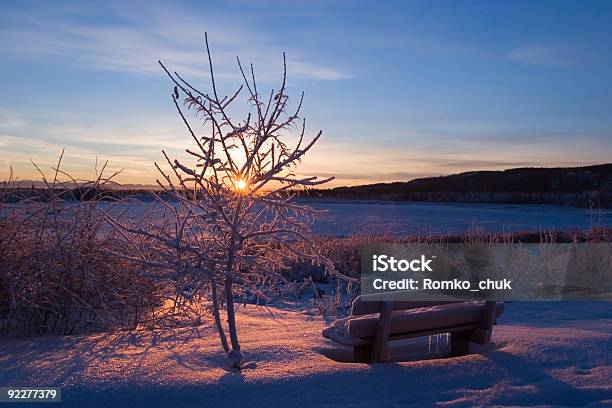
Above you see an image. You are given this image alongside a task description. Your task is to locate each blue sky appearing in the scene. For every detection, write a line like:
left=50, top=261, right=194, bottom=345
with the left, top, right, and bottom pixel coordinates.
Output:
left=1, top=0, right=611, bottom=186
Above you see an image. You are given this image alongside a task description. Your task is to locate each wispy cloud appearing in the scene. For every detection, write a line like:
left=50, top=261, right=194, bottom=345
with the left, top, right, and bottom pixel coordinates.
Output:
left=0, top=109, right=26, bottom=131
left=508, top=44, right=581, bottom=67
left=0, top=1, right=351, bottom=81
left=0, top=106, right=190, bottom=183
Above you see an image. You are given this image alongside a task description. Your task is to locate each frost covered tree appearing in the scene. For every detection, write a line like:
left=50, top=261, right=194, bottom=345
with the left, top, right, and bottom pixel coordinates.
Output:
left=107, top=34, right=347, bottom=369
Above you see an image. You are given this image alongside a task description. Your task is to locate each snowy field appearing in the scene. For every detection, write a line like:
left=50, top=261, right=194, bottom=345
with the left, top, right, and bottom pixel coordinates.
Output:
left=2, top=199, right=611, bottom=407
left=1, top=301, right=610, bottom=407
left=8, top=199, right=609, bottom=237
left=304, top=199, right=612, bottom=237
left=98, top=199, right=612, bottom=237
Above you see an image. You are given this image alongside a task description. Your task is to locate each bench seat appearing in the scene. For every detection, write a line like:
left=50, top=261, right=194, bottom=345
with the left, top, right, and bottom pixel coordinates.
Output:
left=322, top=298, right=505, bottom=362
left=348, top=301, right=505, bottom=338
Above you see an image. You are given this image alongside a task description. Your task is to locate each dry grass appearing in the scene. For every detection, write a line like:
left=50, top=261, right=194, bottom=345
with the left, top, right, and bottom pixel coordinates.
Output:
left=0, top=165, right=163, bottom=337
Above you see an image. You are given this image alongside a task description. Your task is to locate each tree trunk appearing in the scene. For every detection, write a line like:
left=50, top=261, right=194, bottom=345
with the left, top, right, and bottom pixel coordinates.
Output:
left=224, top=274, right=241, bottom=352
left=224, top=245, right=243, bottom=367
left=210, top=276, right=230, bottom=354
left=224, top=274, right=243, bottom=367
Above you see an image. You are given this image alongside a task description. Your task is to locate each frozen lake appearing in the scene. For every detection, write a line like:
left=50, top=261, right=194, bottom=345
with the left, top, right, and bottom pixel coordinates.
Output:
left=12, top=198, right=609, bottom=238
left=301, top=199, right=612, bottom=237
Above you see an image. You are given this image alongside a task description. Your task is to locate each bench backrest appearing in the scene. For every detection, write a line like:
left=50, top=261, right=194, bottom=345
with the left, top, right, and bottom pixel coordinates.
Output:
left=351, top=296, right=463, bottom=316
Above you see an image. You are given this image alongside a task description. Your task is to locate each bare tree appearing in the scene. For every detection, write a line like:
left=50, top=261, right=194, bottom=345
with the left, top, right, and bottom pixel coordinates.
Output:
left=107, top=33, right=351, bottom=369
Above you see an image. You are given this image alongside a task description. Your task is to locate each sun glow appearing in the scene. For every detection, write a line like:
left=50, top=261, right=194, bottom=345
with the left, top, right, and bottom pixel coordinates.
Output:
left=235, top=179, right=247, bottom=190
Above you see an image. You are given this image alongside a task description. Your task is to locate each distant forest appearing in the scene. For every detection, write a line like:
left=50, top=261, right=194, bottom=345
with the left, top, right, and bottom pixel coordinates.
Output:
left=303, top=164, right=612, bottom=208
left=4, top=164, right=612, bottom=208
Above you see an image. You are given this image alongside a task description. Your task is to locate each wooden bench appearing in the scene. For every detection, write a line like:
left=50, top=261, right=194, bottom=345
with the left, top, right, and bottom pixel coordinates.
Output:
left=322, top=297, right=505, bottom=363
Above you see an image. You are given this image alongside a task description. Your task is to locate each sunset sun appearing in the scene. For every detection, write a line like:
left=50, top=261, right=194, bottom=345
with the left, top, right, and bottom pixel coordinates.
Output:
left=235, top=179, right=247, bottom=190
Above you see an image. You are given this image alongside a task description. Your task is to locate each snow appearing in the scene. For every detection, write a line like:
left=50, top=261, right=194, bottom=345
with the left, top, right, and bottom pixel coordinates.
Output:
left=1, top=301, right=610, bottom=407
left=94, top=199, right=612, bottom=237
left=9, top=200, right=610, bottom=237
left=304, top=199, right=612, bottom=237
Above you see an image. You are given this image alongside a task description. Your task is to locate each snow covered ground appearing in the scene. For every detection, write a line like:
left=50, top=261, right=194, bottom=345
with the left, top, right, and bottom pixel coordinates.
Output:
left=1, top=301, right=610, bottom=407
left=92, top=199, right=612, bottom=237
left=7, top=200, right=610, bottom=238
left=305, top=200, right=612, bottom=237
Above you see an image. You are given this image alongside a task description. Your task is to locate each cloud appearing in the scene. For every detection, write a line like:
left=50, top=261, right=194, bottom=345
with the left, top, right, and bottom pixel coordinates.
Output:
left=508, top=44, right=579, bottom=67
left=0, top=1, right=351, bottom=81
left=0, top=109, right=26, bottom=130
left=0, top=106, right=193, bottom=183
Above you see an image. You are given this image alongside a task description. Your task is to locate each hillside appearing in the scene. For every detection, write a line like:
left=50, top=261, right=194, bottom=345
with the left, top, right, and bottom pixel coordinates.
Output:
left=306, top=164, right=612, bottom=208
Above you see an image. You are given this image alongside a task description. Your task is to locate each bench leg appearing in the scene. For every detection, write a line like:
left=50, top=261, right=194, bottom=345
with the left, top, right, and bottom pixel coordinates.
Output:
left=353, top=344, right=373, bottom=363
left=449, top=331, right=471, bottom=357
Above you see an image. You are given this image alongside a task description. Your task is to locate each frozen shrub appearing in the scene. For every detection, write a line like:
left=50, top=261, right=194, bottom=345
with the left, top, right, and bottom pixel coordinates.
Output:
left=0, top=157, right=161, bottom=336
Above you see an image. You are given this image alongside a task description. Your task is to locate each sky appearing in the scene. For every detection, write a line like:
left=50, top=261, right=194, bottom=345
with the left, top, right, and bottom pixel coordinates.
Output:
left=1, top=0, right=611, bottom=187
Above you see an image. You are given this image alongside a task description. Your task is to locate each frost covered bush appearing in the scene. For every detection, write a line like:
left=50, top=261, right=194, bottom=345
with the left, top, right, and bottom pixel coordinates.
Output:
left=0, top=159, right=161, bottom=336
